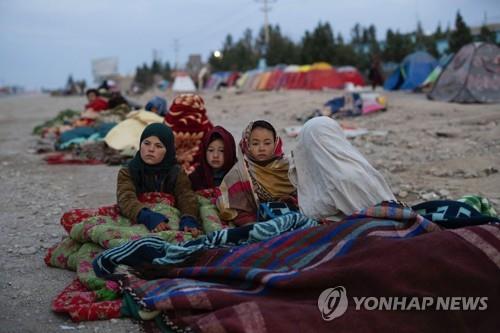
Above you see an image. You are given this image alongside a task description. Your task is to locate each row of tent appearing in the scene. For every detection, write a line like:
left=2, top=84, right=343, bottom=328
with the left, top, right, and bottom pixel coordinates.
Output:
left=384, top=42, right=500, bottom=103
left=204, top=63, right=365, bottom=91
left=172, top=42, right=498, bottom=103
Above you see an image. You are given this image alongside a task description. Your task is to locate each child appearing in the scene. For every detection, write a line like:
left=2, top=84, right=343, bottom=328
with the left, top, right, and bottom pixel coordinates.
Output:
left=189, top=126, right=237, bottom=191
left=84, top=89, right=109, bottom=112
left=117, top=123, right=201, bottom=236
left=217, top=120, right=296, bottom=225
left=145, top=96, right=168, bottom=116
left=289, top=116, right=395, bottom=221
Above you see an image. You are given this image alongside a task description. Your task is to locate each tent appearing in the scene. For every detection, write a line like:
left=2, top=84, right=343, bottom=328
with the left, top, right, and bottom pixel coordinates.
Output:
left=337, top=66, right=366, bottom=86
left=428, top=42, right=500, bottom=103
left=384, top=51, right=437, bottom=90
left=419, top=53, right=454, bottom=91
left=172, top=75, right=196, bottom=92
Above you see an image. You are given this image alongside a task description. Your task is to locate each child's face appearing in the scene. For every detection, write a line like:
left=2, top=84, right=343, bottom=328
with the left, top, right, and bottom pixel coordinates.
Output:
left=140, top=136, right=166, bottom=165
left=87, top=92, right=97, bottom=102
left=249, top=127, right=275, bottom=161
left=206, top=139, right=224, bottom=169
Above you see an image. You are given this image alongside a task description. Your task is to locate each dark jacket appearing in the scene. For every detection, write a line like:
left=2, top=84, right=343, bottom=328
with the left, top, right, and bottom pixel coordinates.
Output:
left=116, top=166, right=200, bottom=224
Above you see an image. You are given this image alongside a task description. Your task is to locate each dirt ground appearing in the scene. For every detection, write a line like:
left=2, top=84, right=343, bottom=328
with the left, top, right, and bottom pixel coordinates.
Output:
left=0, top=90, right=499, bottom=332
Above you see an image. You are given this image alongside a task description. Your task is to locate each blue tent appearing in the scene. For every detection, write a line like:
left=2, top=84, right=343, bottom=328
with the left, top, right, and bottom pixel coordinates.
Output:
left=384, top=51, right=437, bottom=90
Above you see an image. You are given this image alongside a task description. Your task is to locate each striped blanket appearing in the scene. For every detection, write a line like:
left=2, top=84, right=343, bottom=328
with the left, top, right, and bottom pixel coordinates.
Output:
left=119, top=203, right=500, bottom=332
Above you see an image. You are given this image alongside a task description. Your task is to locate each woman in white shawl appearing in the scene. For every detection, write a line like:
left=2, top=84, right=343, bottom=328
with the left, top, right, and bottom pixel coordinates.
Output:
left=289, top=116, right=395, bottom=220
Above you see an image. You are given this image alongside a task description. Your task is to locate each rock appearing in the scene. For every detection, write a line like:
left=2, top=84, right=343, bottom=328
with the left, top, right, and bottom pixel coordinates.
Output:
left=464, top=171, right=478, bottom=178
left=421, top=192, right=439, bottom=200
left=398, top=191, right=408, bottom=198
left=438, top=189, right=450, bottom=197
left=435, top=131, right=459, bottom=138
left=483, top=167, right=498, bottom=176
left=19, top=246, right=38, bottom=255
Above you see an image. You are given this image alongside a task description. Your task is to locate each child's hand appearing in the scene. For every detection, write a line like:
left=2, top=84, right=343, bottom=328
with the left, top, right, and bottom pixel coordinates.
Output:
left=152, top=222, right=170, bottom=232
left=183, top=226, right=201, bottom=238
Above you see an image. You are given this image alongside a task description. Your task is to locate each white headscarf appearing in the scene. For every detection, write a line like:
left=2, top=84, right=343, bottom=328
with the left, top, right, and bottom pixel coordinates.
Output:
left=289, top=116, right=395, bottom=219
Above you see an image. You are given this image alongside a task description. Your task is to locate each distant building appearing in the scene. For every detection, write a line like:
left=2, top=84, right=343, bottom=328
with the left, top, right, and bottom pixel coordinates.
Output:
left=91, top=57, right=119, bottom=84
left=185, top=54, right=203, bottom=78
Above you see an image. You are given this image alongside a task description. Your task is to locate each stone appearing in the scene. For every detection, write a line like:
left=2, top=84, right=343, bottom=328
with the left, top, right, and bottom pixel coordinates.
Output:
left=19, top=246, right=38, bottom=255
left=438, top=189, right=450, bottom=197
left=398, top=191, right=408, bottom=198
left=421, top=192, right=439, bottom=200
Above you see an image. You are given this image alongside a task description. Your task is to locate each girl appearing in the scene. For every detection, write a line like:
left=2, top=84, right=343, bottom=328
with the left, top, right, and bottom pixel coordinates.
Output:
left=189, top=126, right=237, bottom=191
left=217, top=120, right=296, bottom=225
left=289, top=116, right=395, bottom=221
left=117, top=123, right=201, bottom=235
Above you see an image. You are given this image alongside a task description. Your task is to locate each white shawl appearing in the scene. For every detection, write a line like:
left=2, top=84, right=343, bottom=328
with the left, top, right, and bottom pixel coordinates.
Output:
left=289, top=116, right=395, bottom=219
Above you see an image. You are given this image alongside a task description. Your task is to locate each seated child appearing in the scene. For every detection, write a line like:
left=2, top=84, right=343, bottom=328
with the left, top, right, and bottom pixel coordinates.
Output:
left=217, top=120, right=296, bottom=225
left=289, top=116, right=395, bottom=221
left=117, top=123, right=201, bottom=236
left=189, top=125, right=237, bottom=191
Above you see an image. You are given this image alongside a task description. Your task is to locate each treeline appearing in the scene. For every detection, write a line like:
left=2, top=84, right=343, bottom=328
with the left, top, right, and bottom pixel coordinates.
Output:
left=208, top=11, right=497, bottom=72
left=134, top=11, right=496, bottom=88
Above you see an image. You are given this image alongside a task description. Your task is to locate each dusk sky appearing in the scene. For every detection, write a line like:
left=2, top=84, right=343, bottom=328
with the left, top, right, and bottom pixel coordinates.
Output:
left=1, top=0, right=498, bottom=89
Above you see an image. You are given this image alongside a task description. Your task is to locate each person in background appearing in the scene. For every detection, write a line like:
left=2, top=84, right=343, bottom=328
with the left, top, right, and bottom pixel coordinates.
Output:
left=368, top=55, right=384, bottom=91
left=145, top=96, right=168, bottom=116
left=84, top=89, right=109, bottom=112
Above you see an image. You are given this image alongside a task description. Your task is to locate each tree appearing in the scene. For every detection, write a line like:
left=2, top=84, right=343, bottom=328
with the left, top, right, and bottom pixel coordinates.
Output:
left=256, top=25, right=299, bottom=66
left=383, top=30, right=414, bottom=63
left=300, top=22, right=336, bottom=64
left=333, top=32, right=359, bottom=66
left=478, top=25, right=496, bottom=44
left=449, top=11, right=473, bottom=53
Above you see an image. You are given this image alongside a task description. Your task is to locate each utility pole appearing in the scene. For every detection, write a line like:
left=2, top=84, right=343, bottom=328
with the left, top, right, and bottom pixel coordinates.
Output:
left=173, top=39, right=179, bottom=70
left=255, top=0, right=276, bottom=52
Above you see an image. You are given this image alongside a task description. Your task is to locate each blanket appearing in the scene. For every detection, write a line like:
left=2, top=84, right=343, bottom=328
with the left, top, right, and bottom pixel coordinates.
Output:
left=118, top=203, right=499, bottom=332
left=45, top=192, right=224, bottom=321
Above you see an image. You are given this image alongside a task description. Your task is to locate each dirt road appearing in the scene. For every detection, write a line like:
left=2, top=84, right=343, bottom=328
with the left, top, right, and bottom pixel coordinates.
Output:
left=0, top=90, right=498, bottom=332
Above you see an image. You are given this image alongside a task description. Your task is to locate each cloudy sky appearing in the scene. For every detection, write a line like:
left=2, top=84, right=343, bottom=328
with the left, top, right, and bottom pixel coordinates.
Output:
left=0, top=0, right=498, bottom=89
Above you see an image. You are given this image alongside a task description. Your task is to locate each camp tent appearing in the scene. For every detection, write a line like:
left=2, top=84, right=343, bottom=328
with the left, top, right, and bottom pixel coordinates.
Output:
left=384, top=51, right=437, bottom=90
left=428, top=42, right=500, bottom=103
left=419, top=53, right=454, bottom=91
left=172, top=75, right=196, bottom=92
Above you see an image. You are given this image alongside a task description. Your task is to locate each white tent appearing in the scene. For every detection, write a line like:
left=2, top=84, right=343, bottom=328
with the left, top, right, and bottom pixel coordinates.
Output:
left=172, top=76, right=196, bottom=92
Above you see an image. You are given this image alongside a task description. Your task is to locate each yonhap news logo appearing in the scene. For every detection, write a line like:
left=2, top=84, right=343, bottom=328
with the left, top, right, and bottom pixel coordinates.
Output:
left=317, top=286, right=348, bottom=321
left=318, top=286, right=488, bottom=320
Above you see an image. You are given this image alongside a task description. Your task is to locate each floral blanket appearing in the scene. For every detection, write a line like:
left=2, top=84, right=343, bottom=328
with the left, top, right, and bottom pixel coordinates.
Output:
left=45, top=192, right=224, bottom=321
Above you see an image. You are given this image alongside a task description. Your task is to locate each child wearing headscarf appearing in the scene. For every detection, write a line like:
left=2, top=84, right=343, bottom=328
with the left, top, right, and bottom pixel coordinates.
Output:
left=117, top=123, right=201, bottom=235
left=289, top=116, right=395, bottom=221
left=189, top=126, right=237, bottom=191
left=216, top=120, right=296, bottom=225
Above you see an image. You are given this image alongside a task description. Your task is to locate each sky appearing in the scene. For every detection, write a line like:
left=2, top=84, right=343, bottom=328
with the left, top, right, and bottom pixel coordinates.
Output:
left=0, top=0, right=498, bottom=90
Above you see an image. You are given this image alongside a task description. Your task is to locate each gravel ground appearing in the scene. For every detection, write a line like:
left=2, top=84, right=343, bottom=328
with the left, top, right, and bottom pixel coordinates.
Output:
left=0, top=90, right=498, bottom=332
